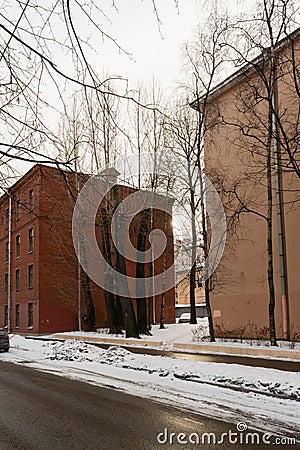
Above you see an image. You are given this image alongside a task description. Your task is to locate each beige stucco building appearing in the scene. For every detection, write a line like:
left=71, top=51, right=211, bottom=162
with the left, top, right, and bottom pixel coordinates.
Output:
left=193, top=29, right=300, bottom=340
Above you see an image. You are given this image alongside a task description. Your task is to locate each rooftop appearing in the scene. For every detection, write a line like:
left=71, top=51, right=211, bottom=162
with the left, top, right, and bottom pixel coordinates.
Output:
left=191, top=26, right=300, bottom=110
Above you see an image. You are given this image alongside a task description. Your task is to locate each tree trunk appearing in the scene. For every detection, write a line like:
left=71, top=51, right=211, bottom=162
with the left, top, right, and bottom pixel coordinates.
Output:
left=267, top=89, right=277, bottom=346
left=113, top=186, right=140, bottom=338
left=189, top=262, right=197, bottom=324
left=149, top=208, right=155, bottom=325
left=198, top=166, right=215, bottom=341
left=190, top=186, right=197, bottom=324
left=202, top=214, right=215, bottom=341
left=136, top=210, right=152, bottom=335
left=160, top=209, right=169, bottom=329
left=136, top=282, right=150, bottom=334
left=116, top=252, right=140, bottom=338
left=115, top=295, right=124, bottom=330
left=81, top=270, right=96, bottom=331
left=78, top=213, right=96, bottom=331
left=104, top=290, right=123, bottom=335
left=147, top=293, right=152, bottom=330
left=101, top=206, right=122, bottom=334
left=205, top=278, right=214, bottom=341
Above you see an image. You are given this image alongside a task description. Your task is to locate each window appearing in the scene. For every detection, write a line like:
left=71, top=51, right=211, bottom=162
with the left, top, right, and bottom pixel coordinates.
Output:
left=28, top=302, right=33, bottom=328
left=28, top=228, right=34, bottom=253
left=5, top=209, right=9, bottom=229
left=29, top=189, right=34, bottom=211
left=16, top=269, right=20, bottom=292
left=4, top=273, right=8, bottom=294
left=4, top=305, right=8, bottom=328
left=16, top=235, right=20, bottom=258
left=16, top=199, right=21, bottom=221
left=5, top=242, right=9, bottom=263
left=28, top=264, right=33, bottom=289
left=15, top=304, right=20, bottom=328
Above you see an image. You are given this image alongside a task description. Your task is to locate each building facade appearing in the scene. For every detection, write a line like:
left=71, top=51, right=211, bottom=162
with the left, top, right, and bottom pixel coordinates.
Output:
left=193, top=29, right=300, bottom=339
left=0, top=165, right=175, bottom=334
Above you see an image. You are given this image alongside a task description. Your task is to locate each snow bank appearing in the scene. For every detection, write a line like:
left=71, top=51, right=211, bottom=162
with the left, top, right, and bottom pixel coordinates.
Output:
left=42, top=339, right=300, bottom=402
left=43, top=339, right=104, bottom=362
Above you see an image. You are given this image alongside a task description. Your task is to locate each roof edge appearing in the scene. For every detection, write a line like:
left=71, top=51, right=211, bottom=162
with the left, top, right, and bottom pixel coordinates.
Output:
left=191, top=26, right=300, bottom=110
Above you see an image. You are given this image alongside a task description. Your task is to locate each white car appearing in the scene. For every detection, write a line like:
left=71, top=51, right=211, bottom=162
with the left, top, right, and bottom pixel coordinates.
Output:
left=178, top=314, right=209, bottom=324
left=178, top=313, right=191, bottom=323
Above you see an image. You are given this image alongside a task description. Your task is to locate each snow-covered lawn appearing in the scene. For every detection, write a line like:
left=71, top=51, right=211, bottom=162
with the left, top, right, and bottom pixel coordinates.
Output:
left=54, top=322, right=208, bottom=348
left=1, top=333, right=299, bottom=442
left=54, top=321, right=300, bottom=356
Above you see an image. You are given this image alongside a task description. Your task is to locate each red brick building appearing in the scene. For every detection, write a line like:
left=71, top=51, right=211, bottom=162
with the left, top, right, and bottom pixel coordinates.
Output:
left=0, top=165, right=175, bottom=334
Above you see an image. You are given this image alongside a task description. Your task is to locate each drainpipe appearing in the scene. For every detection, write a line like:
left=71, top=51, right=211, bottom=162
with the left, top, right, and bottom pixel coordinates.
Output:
left=150, top=208, right=156, bottom=324
left=75, top=170, right=82, bottom=332
left=7, top=194, right=12, bottom=333
left=271, top=90, right=290, bottom=340
left=77, top=235, right=81, bottom=332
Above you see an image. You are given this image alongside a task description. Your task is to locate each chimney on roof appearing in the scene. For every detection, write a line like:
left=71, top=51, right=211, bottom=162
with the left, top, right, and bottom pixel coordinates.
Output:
left=99, top=167, right=120, bottom=184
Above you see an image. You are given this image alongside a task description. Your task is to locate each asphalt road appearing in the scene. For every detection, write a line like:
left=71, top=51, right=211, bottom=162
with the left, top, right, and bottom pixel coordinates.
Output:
left=0, top=361, right=298, bottom=450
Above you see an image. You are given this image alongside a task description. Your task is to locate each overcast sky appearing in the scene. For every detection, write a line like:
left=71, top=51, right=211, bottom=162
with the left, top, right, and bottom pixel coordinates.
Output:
left=85, top=0, right=245, bottom=93
left=81, top=0, right=258, bottom=97
left=102, top=1, right=200, bottom=88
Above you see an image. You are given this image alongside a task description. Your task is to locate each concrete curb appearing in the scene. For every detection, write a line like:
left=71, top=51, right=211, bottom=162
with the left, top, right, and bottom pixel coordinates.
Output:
left=52, top=333, right=163, bottom=347
left=51, top=333, right=300, bottom=360
left=173, top=342, right=300, bottom=360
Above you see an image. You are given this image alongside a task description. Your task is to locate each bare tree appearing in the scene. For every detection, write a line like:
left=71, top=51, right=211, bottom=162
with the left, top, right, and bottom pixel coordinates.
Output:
left=130, top=83, right=171, bottom=331
left=0, top=0, right=176, bottom=181
left=166, top=12, right=230, bottom=339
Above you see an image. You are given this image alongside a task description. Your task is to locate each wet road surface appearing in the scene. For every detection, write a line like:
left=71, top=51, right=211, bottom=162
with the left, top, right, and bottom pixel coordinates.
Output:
left=0, top=360, right=297, bottom=450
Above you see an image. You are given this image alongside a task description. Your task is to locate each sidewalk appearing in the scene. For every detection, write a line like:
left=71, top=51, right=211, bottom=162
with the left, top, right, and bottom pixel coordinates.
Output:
left=50, top=331, right=300, bottom=361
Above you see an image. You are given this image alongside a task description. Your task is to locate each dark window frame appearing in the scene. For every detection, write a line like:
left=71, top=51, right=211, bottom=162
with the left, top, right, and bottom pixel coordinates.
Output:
left=16, top=235, right=20, bottom=258
left=5, top=241, right=9, bottom=263
left=16, top=268, right=20, bottom=292
left=5, top=209, right=9, bottom=229
left=28, top=264, right=33, bottom=290
left=4, top=273, right=8, bottom=294
left=28, top=228, right=34, bottom=253
left=15, top=304, right=20, bottom=328
left=28, top=302, right=33, bottom=328
left=4, top=305, right=8, bottom=328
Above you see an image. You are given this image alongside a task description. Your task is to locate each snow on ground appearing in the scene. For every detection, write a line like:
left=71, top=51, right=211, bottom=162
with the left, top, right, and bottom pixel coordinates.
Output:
left=56, top=321, right=300, bottom=354
left=58, top=322, right=204, bottom=348
left=1, top=334, right=299, bottom=442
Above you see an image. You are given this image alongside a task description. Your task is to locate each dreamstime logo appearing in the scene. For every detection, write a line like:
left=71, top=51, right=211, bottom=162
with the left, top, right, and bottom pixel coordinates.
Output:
left=156, top=422, right=297, bottom=446
left=72, top=153, right=227, bottom=298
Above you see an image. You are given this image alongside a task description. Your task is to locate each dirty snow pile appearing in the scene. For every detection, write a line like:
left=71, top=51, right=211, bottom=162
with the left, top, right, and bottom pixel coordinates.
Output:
left=174, top=372, right=300, bottom=401
left=43, top=340, right=132, bottom=364
left=42, top=339, right=300, bottom=402
left=43, top=339, right=105, bottom=362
